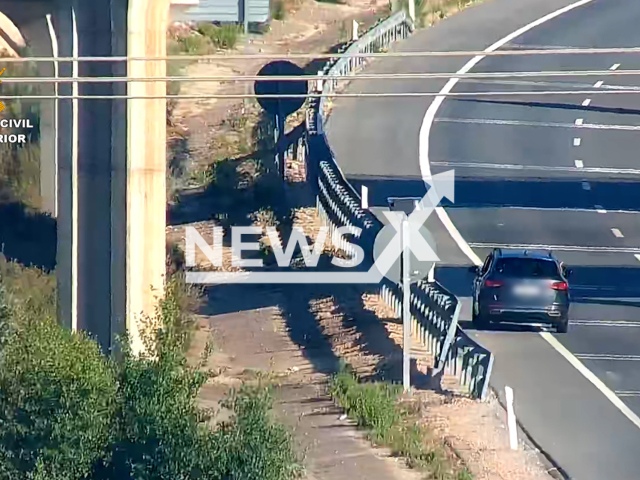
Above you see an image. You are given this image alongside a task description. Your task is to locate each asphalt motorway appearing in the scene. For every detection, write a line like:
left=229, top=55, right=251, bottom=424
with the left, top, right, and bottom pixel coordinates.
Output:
left=326, top=0, right=640, bottom=478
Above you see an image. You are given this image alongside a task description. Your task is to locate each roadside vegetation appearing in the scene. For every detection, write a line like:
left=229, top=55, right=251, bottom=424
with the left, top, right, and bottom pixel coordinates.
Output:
left=395, top=0, right=482, bottom=27
left=0, top=49, right=41, bottom=209
left=330, top=367, right=473, bottom=480
left=0, top=263, right=301, bottom=480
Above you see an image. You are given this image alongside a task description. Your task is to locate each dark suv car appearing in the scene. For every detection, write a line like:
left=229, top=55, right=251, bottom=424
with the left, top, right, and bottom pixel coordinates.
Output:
left=470, top=249, right=571, bottom=333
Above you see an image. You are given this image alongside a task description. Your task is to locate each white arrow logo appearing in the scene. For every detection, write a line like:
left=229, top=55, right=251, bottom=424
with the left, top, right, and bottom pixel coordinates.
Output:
left=185, top=171, right=456, bottom=284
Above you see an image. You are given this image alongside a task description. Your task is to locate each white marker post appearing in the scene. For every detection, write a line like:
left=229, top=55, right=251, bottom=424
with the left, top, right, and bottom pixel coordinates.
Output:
left=408, top=0, right=416, bottom=22
left=505, top=386, right=518, bottom=450
left=316, top=71, right=323, bottom=93
left=361, top=185, right=368, bottom=209
left=402, top=218, right=411, bottom=392
left=352, top=20, right=359, bottom=41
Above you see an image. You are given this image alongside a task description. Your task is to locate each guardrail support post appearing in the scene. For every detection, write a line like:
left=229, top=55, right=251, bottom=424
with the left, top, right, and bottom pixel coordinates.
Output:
left=402, top=218, right=411, bottom=392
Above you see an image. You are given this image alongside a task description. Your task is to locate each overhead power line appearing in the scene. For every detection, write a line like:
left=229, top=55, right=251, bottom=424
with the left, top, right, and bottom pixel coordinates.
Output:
left=2, top=46, right=640, bottom=63
left=4, top=89, right=640, bottom=100
left=3, top=68, right=640, bottom=83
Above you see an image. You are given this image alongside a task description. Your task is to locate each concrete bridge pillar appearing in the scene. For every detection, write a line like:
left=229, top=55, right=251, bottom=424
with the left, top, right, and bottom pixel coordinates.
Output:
left=53, top=0, right=169, bottom=354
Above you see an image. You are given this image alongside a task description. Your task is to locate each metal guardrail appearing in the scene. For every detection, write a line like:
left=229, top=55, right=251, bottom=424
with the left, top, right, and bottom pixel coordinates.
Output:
left=282, top=10, right=493, bottom=400
left=380, top=279, right=493, bottom=399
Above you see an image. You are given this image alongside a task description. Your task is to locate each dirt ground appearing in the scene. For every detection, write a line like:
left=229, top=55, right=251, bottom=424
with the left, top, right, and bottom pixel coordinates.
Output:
left=170, top=1, right=559, bottom=478
left=187, top=278, right=557, bottom=480
left=171, top=0, right=388, bottom=163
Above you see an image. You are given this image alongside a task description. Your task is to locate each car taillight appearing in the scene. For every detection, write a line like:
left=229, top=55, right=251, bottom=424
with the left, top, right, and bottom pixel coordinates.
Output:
left=551, top=281, right=568, bottom=291
left=484, top=280, right=503, bottom=288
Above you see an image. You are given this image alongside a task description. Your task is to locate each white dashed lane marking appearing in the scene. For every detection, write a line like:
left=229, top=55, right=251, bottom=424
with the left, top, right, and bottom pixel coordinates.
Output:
left=571, top=320, right=640, bottom=328
left=582, top=181, right=591, bottom=190
left=611, top=228, right=624, bottom=238
left=574, top=138, right=582, bottom=146
left=421, top=0, right=640, bottom=433
left=595, top=205, right=607, bottom=213
left=575, top=118, right=584, bottom=125
left=430, top=160, right=640, bottom=176
left=582, top=98, right=592, bottom=106
left=576, top=354, right=640, bottom=361
left=435, top=117, right=640, bottom=131
left=594, top=80, right=604, bottom=88
left=574, top=159, right=584, bottom=168
left=610, top=63, right=621, bottom=71
left=635, top=254, right=640, bottom=262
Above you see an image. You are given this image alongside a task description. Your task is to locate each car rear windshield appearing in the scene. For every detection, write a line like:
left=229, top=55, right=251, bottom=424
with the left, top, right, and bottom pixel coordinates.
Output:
left=494, top=258, right=560, bottom=278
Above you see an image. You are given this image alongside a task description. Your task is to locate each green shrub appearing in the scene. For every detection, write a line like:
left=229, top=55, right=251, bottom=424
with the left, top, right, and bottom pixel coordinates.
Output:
left=271, top=0, right=287, bottom=20
left=178, top=33, right=212, bottom=55
left=330, top=369, right=401, bottom=438
left=197, top=23, right=242, bottom=50
left=213, top=385, right=302, bottom=480
left=94, top=334, right=212, bottom=479
left=0, top=317, right=117, bottom=480
left=330, top=368, right=472, bottom=480
left=0, top=267, right=300, bottom=480
left=0, top=254, right=56, bottom=323
left=0, top=53, right=42, bottom=208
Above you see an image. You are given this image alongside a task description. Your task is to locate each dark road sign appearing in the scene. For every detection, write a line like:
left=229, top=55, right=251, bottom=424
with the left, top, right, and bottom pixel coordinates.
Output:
left=254, top=60, right=308, bottom=117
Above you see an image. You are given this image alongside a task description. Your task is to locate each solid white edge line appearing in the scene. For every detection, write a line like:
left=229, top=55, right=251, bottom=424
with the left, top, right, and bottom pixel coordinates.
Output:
left=418, top=0, right=640, bottom=432
left=539, top=332, right=640, bottom=430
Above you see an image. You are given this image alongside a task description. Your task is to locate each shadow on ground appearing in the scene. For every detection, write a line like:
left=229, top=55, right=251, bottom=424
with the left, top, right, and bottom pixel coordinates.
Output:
left=0, top=202, right=56, bottom=271
left=346, top=173, right=640, bottom=212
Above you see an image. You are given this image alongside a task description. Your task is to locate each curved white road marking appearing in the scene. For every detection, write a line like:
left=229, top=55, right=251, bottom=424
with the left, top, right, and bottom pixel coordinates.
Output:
left=540, top=333, right=640, bottom=430
left=419, top=0, right=640, bottom=431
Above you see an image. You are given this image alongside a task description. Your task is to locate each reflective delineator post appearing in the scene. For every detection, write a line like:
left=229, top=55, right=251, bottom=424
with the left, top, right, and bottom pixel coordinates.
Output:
left=352, top=20, right=359, bottom=41
left=506, top=386, right=518, bottom=450
left=402, top=218, right=411, bottom=392
left=361, top=185, right=368, bottom=209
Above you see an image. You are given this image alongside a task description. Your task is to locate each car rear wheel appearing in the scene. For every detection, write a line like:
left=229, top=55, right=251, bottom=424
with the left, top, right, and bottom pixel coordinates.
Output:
left=472, top=302, right=490, bottom=329
left=556, top=317, right=569, bottom=334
